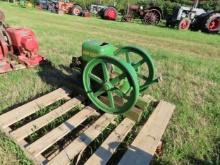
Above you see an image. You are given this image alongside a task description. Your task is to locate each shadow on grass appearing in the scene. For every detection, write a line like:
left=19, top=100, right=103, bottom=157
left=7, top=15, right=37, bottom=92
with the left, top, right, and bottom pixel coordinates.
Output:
left=188, top=137, right=220, bottom=165
left=0, top=62, right=84, bottom=115
left=37, top=63, right=85, bottom=95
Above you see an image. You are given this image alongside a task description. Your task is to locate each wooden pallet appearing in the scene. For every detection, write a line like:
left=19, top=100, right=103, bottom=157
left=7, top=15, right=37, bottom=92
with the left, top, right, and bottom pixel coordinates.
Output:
left=0, top=87, right=175, bottom=165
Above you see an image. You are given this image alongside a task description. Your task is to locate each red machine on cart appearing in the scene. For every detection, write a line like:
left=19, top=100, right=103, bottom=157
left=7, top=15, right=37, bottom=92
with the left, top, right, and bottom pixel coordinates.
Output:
left=90, top=4, right=118, bottom=21
left=0, top=10, right=45, bottom=74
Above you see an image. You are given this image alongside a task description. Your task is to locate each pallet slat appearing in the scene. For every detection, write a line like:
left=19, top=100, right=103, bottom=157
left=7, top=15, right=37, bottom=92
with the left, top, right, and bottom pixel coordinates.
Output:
left=26, top=106, right=99, bottom=157
left=0, top=88, right=71, bottom=129
left=48, top=113, right=116, bottom=165
left=118, top=101, right=175, bottom=165
left=85, top=118, right=134, bottom=165
left=10, top=98, right=81, bottom=141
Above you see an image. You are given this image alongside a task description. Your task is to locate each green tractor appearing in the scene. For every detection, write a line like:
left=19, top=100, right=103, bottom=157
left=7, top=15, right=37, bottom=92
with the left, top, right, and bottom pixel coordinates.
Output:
left=71, top=41, right=160, bottom=114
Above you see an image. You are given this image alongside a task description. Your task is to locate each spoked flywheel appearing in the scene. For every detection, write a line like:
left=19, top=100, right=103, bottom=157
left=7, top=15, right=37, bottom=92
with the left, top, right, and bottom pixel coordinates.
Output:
left=114, top=46, right=156, bottom=92
left=83, top=56, right=139, bottom=114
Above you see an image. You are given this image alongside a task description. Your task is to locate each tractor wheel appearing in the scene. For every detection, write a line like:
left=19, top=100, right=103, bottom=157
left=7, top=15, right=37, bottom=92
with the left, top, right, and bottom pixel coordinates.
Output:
left=103, top=7, right=117, bottom=21
left=202, top=13, right=220, bottom=33
left=71, top=5, right=82, bottom=16
left=83, top=56, right=139, bottom=114
left=178, top=18, right=191, bottom=30
left=0, top=10, right=5, bottom=22
left=1, top=29, right=12, bottom=52
left=143, top=9, right=161, bottom=25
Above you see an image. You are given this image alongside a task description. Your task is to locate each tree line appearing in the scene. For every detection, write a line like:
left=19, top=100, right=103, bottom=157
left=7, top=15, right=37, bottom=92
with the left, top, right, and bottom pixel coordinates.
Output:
left=2, top=0, right=220, bottom=13
left=73, top=0, right=220, bottom=13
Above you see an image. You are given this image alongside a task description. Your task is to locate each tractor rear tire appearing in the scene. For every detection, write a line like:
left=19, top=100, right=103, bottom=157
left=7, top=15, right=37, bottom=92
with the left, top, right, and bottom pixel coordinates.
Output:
left=143, top=9, right=161, bottom=25
left=178, top=18, right=191, bottom=30
left=202, top=13, right=220, bottom=33
left=72, top=5, right=82, bottom=16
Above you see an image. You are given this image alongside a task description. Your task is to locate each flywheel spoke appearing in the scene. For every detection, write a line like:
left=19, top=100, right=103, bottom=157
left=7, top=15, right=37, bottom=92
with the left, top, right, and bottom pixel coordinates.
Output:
left=94, top=88, right=105, bottom=97
left=110, top=73, right=126, bottom=85
left=89, top=73, right=103, bottom=84
left=107, top=91, right=115, bottom=108
left=138, top=73, right=148, bottom=80
left=113, top=88, right=130, bottom=100
left=125, top=52, right=131, bottom=63
left=133, top=59, right=145, bottom=69
left=101, top=62, right=110, bottom=82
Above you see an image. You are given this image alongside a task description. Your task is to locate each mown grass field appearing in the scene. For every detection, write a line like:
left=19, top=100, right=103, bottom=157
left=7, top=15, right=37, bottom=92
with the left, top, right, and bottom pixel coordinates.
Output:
left=0, top=2, right=220, bottom=165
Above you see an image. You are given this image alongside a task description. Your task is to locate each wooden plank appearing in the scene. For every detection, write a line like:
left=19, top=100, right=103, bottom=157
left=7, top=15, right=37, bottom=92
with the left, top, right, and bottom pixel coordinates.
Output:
left=124, top=106, right=143, bottom=122
left=135, top=95, right=155, bottom=110
left=13, top=64, right=26, bottom=70
left=10, top=98, right=81, bottom=141
left=118, top=101, right=175, bottom=165
left=26, top=106, right=99, bottom=157
left=0, top=88, right=71, bottom=129
left=48, top=113, right=116, bottom=165
left=85, top=118, right=134, bottom=165
left=125, top=94, right=156, bottom=122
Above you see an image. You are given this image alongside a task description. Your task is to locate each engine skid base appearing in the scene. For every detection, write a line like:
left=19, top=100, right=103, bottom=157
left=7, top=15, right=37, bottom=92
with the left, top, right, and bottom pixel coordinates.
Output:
left=17, top=55, right=45, bottom=67
left=0, top=60, right=12, bottom=74
left=0, top=60, right=27, bottom=74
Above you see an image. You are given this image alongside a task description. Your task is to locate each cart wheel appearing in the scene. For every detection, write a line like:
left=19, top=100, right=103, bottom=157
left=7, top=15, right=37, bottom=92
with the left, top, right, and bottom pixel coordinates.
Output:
left=83, top=56, right=139, bottom=114
left=178, top=18, right=191, bottom=30
left=143, top=9, right=161, bottom=25
left=114, top=46, right=156, bottom=92
left=72, top=5, right=82, bottom=16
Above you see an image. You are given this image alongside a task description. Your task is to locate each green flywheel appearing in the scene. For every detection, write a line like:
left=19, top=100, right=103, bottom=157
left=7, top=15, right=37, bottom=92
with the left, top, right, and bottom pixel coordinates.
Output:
left=114, top=46, right=156, bottom=92
left=83, top=56, right=139, bottom=114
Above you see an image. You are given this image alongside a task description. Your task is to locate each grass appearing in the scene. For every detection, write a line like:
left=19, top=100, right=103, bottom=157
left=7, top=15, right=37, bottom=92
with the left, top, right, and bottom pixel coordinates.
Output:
left=0, top=2, right=220, bottom=164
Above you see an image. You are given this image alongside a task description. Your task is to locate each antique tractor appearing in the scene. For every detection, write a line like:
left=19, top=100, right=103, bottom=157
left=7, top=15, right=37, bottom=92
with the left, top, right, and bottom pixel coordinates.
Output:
left=166, top=0, right=220, bottom=33
left=71, top=40, right=160, bottom=114
left=47, top=0, right=82, bottom=16
left=122, top=4, right=162, bottom=25
left=0, top=10, right=45, bottom=73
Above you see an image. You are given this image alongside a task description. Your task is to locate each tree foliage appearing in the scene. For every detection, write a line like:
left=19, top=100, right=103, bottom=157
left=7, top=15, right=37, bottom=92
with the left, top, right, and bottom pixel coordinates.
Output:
left=71, top=0, right=220, bottom=12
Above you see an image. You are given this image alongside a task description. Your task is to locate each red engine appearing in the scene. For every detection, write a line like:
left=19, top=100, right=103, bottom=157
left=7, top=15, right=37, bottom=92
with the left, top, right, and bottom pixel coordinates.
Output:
left=6, top=27, right=44, bottom=66
left=0, top=10, right=45, bottom=73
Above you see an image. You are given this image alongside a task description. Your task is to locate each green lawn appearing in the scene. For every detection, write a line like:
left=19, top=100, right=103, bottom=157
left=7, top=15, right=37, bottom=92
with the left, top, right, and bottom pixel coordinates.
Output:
left=0, top=2, right=220, bottom=165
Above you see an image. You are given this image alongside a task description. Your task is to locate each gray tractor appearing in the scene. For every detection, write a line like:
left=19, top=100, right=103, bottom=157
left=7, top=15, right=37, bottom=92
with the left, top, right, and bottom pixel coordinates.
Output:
left=166, top=0, right=220, bottom=33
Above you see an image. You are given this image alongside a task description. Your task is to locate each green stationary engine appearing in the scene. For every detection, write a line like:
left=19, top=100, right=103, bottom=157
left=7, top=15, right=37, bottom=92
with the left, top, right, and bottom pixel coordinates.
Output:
left=71, top=40, right=159, bottom=114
